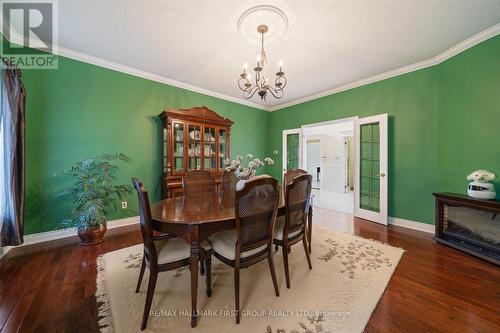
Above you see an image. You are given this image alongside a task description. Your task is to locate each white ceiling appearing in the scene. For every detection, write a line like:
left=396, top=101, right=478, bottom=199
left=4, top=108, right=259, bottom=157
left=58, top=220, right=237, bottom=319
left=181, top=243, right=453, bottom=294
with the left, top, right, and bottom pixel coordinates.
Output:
left=54, top=1, right=500, bottom=109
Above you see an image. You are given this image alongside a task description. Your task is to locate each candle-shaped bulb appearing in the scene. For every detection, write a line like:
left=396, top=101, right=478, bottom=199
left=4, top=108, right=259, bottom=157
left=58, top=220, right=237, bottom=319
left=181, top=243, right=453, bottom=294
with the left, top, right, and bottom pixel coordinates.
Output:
left=279, top=59, right=283, bottom=71
left=256, top=55, right=261, bottom=62
left=243, top=62, right=248, bottom=70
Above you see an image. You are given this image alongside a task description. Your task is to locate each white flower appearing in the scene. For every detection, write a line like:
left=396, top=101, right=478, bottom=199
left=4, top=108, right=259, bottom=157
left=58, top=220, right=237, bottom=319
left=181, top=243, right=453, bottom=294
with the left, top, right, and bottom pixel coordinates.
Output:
left=467, top=169, right=496, bottom=182
left=230, top=153, right=276, bottom=180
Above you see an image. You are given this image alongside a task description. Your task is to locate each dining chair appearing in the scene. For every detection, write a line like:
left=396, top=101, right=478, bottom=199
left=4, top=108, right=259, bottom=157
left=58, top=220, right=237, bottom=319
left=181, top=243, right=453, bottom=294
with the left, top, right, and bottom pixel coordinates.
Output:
left=208, top=177, right=280, bottom=324
left=132, top=178, right=212, bottom=330
left=273, top=174, right=313, bottom=289
left=182, top=170, right=216, bottom=196
left=221, top=170, right=238, bottom=192
left=281, top=169, right=312, bottom=253
left=283, top=168, right=308, bottom=187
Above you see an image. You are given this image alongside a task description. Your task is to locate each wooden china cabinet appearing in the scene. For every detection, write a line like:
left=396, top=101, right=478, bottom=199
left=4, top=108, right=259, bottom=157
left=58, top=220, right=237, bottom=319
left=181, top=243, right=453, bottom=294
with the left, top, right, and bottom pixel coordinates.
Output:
left=159, top=106, right=233, bottom=198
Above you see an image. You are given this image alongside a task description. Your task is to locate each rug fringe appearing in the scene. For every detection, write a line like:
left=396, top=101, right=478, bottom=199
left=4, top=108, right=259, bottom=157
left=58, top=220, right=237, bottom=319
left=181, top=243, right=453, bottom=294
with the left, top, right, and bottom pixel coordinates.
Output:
left=96, top=254, right=114, bottom=333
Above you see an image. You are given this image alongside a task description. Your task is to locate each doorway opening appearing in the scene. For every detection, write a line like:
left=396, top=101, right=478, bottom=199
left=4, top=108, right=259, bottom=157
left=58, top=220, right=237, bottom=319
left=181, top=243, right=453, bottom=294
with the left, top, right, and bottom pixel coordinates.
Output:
left=282, top=113, right=388, bottom=225
left=303, top=118, right=355, bottom=214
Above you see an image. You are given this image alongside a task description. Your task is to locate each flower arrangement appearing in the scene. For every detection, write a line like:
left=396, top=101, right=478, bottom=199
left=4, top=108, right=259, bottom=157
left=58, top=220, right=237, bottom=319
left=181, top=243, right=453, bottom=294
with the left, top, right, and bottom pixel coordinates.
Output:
left=466, top=170, right=496, bottom=183
left=224, top=154, right=274, bottom=180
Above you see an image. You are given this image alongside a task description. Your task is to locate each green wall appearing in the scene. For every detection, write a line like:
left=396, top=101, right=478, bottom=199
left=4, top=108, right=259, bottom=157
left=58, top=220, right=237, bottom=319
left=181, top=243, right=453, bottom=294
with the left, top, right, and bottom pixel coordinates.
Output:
left=19, top=34, right=500, bottom=233
left=22, top=56, right=269, bottom=234
left=437, top=37, right=500, bottom=196
left=267, top=35, right=500, bottom=225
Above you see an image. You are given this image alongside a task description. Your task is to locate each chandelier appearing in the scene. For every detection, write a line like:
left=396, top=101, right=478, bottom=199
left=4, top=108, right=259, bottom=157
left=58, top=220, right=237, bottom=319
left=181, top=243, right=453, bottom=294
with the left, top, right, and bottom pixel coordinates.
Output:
left=238, top=25, right=287, bottom=101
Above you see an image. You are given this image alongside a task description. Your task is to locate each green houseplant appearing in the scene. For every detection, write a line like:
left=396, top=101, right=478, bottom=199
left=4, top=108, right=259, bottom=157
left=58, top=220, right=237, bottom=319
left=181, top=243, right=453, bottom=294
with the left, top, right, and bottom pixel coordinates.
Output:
left=59, top=153, right=132, bottom=245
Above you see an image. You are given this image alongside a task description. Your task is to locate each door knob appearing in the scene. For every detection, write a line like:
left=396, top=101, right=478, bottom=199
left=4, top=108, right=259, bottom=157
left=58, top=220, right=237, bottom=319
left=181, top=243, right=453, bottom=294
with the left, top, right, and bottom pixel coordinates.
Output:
left=380, top=172, right=386, bottom=177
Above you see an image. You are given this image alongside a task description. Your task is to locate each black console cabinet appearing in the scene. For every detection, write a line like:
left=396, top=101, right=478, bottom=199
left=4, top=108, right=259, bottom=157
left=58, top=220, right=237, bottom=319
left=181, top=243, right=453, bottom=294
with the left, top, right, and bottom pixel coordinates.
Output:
left=433, top=193, right=499, bottom=265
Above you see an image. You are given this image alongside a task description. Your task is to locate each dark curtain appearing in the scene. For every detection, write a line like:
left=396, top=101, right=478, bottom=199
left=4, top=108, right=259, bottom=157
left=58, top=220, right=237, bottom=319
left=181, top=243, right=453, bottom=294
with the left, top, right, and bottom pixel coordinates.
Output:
left=0, top=60, right=26, bottom=246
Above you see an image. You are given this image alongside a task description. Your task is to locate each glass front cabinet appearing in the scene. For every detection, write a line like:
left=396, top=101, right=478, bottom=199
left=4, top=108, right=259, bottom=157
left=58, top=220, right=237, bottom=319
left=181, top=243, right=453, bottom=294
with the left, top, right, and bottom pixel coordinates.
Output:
left=159, top=106, right=233, bottom=198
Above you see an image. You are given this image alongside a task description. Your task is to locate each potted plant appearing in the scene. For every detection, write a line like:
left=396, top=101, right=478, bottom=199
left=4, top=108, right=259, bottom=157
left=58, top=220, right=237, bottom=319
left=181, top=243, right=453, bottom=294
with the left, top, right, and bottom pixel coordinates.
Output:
left=59, top=153, right=132, bottom=245
left=466, top=169, right=496, bottom=200
left=224, top=154, right=274, bottom=190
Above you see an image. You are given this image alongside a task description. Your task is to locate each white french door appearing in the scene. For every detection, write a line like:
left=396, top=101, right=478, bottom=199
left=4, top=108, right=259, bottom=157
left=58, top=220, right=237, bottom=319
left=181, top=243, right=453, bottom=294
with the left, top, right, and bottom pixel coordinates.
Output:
left=282, top=128, right=303, bottom=179
left=354, top=114, right=388, bottom=225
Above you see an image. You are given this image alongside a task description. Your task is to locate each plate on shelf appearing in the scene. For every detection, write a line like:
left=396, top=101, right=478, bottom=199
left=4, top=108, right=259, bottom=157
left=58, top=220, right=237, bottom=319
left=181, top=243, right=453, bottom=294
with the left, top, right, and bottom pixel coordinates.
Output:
left=189, top=131, right=201, bottom=141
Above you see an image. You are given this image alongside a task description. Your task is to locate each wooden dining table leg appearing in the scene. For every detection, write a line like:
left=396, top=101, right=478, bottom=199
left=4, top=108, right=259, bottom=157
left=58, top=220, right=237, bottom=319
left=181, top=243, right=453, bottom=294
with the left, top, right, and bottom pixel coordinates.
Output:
left=190, top=226, right=200, bottom=328
left=308, top=206, right=313, bottom=254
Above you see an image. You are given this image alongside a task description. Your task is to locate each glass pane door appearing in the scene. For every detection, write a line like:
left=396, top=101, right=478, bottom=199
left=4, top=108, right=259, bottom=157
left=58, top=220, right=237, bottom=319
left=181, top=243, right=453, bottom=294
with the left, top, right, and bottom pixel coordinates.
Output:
left=355, top=114, right=388, bottom=225
left=287, top=133, right=300, bottom=170
left=172, top=122, right=184, bottom=173
left=282, top=128, right=303, bottom=179
left=360, top=123, right=380, bottom=212
left=188, top=124, right=201, bottom=171
left=218, top=128, right=227, bottom=170
left=204, top=126, right=216, bottom=170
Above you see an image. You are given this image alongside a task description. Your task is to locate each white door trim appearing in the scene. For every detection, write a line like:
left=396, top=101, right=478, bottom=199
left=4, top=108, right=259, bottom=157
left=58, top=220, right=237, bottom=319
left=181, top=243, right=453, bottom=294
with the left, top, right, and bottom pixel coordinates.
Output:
left=354, top=113, right=388, bottom=225
left=301, top=116, right=359, bottom=129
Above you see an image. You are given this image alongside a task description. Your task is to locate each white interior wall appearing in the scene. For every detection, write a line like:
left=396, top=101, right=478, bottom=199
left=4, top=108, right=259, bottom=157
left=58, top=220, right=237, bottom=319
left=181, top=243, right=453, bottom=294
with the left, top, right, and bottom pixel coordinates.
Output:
left=303, top=121, right=354, bottom=194
left=306, top=138, right=321, bottom=184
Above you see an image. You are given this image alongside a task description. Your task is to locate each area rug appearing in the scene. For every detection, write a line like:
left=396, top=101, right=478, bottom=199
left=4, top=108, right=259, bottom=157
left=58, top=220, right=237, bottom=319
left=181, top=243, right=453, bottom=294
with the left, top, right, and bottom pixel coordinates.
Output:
left=96, top=226, right=404, bottom=333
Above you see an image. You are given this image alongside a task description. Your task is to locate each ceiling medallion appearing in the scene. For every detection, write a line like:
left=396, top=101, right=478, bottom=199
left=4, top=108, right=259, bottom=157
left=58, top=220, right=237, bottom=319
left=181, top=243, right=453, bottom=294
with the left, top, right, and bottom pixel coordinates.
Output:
left=237, top=24, right=287, bottom=101
left=237, top=5, right=289, bottom=43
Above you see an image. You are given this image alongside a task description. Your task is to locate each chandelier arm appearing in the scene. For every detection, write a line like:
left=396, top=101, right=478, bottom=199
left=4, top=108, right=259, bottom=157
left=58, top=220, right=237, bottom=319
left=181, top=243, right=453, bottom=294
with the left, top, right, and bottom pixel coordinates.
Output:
left=238, top=77, right=252, bottom=92
left=274, top=76, right=287, bottom=91
left=243, top=86, right=259, bottom=99
left=267, top=86, right=284, bottom=99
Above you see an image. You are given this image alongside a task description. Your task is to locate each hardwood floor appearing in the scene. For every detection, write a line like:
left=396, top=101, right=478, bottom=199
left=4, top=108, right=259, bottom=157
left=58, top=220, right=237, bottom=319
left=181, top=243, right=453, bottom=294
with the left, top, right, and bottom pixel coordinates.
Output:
left=1, top=209, right=499, bottom=333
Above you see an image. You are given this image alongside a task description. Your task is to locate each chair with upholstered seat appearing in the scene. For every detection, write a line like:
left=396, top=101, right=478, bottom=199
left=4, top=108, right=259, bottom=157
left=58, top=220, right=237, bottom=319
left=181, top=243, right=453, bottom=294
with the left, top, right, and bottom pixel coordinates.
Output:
left=274, top=174, right=312, bottom=289
left=283, top=168, right=308, bottom=187
left=208, top=177, right=280, bottom=324
left=275, top=169, right=311, bottom=253
left=221, top=171, right=238, bottom=193
left=182, top=170, right=216, bottom=196
left=132, top=178, right=212, bottom=330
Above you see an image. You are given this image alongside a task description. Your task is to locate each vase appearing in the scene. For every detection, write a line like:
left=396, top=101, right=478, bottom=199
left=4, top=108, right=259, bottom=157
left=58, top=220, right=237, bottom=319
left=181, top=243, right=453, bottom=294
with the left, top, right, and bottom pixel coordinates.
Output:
left=77, top=223, right=107, bottom=246
left=467, top=181, right=496, bottom=200
left=236, top=179, right=246, bottom=191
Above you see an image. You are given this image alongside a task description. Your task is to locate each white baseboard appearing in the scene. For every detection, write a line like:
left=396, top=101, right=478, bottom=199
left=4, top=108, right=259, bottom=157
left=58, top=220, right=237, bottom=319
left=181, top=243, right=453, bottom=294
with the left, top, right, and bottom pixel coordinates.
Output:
left=388, top=216, right=434, bottom=234
left=0, top=216, right=139, bottom=261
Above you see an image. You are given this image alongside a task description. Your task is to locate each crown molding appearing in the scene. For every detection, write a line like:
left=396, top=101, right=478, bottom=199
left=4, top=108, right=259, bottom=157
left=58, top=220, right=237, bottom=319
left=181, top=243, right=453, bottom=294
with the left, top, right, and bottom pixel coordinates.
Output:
left=268, top=22, right=500, bottom=111
left=2, top=22, right=499, bottom=113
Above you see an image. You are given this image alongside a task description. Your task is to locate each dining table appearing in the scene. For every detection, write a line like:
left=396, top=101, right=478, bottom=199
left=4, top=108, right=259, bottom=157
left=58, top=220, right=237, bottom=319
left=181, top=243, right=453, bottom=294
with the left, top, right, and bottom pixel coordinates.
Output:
left=150, top=188, right=313, bottom=327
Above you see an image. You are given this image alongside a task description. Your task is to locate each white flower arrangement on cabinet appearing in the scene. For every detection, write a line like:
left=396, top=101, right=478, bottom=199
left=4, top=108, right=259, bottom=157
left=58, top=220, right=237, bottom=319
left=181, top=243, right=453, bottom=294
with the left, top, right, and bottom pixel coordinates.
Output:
left=466, top=169, right=496, bottom=200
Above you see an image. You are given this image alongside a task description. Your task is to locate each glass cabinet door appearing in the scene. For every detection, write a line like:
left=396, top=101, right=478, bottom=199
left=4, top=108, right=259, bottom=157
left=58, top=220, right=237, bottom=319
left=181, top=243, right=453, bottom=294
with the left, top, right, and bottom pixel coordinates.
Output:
left=188, top=124, right=201, bottom=171
left=204, top=126, right=216, bottom=170
left=218, top=128, right=227, bottom=170
left=172, top=122, right=184, bottom=173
